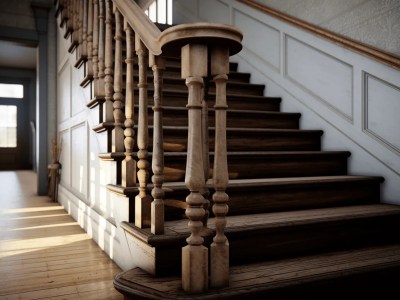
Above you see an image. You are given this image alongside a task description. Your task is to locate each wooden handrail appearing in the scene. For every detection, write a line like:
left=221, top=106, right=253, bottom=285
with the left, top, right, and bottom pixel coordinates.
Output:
left=239, top=0, right=400, bottom=69
left=112, top=0, right=162, bottom=55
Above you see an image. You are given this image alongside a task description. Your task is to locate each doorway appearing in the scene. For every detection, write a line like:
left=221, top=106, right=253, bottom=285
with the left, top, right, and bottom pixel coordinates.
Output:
left=0, top=82, right=31, bottom=170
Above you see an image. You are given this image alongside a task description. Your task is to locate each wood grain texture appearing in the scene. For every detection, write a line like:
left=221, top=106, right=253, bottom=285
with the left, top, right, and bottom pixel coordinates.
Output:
left=0, top=171, right=122, bottom=299
left=115, top=244, right=400, bottom=299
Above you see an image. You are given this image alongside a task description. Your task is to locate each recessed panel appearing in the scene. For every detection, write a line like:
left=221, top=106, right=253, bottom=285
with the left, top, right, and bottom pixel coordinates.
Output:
left=233, top=10, right=280, bottom=71
left=365, top=73, right=400, bottom=153
left=58, top=64, right=71, bottom=122
left=285, top=36, right=353, bottom=120
left=71, top=123, right=87, bottom=196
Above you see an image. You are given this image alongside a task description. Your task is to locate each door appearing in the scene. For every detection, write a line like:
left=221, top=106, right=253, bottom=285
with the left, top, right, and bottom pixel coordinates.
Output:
left=0, top=82, right=31, bottom=170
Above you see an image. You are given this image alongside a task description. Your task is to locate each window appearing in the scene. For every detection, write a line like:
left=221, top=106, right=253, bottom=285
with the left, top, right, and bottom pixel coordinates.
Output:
left=0, top=83, right=23, bottom=98
left=0, top=105, right=17, bottom=147
left=146, top=0, right=173, bottom=25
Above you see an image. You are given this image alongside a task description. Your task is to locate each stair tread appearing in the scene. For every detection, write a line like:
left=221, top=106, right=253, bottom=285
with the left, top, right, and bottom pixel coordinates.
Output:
left=161, top=125, right=321, bottom=134
left=163, top=150, right=351, bottom=157
left=163, top=175, right=384, bottom=189
left=122, top=204, right=400, bottom=245
left=166, top=204, right=400, bottom=235
left=108, top=175, right=383, bottom=195
left=114, top=244, right=400, bottom=299
left=161, top=105, right=298, bottom=116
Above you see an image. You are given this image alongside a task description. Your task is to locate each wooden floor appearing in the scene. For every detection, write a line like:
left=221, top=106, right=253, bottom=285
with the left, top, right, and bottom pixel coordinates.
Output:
left=0, top=170, right=123, bottom=299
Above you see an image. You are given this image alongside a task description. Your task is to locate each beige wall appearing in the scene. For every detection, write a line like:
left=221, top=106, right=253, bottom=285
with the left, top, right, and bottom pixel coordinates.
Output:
left=253, top=0, right=400, bottom=56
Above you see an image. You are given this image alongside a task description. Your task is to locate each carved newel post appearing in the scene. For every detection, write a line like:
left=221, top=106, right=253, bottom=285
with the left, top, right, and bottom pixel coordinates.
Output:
left=181, top=44, right=209, bottom=293
left=210, top=47, right=230, bottom=288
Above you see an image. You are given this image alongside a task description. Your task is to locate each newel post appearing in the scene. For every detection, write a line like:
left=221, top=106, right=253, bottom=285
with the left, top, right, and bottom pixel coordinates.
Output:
left=181, top=43, right=209, bottom=293
left=210, top=47, right=230, bottom=288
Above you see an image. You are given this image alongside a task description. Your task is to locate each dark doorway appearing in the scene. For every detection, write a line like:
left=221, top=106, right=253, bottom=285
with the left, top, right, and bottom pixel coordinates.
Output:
left=0, top=81, right=31, bottom=170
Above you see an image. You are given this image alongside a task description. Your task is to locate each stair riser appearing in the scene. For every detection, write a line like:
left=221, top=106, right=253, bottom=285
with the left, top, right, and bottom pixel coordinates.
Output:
left=162, top=155, right=348, bottom=182
left=164, top=181, right=381, bottom=219
left=151, top=130, right=321, bottom=152
left=138, top=110, right=299, bottom=129
left=229, top=215, right=400, bottom=265
left=128, top=91, right=281, bottom=111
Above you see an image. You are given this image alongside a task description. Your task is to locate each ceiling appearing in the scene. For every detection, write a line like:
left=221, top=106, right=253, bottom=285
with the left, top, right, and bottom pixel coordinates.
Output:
left=0, top=40, right=37, bottom=69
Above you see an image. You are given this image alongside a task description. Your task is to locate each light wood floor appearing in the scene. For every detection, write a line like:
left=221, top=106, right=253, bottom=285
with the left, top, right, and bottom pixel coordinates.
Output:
left=0, top=170, right=123, bottom=299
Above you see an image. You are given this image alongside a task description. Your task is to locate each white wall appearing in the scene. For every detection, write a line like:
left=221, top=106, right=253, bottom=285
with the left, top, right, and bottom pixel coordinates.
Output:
left=56, top=19, right=133, bottom=270
left=253, top=0, right=400, bottom=57
left=174, top=0, right=400, bottom=203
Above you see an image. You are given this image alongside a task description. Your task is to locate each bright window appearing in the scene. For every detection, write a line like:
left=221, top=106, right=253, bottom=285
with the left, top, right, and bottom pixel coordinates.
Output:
left=0, top=105, right=17, bottom=147
left=0, top=83, right=23, bottom=98
left=146, top=0, right=173, bottom=25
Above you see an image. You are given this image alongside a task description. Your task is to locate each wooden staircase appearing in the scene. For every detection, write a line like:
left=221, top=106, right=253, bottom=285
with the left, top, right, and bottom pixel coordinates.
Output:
left=55, top=0, right=400, bottom=298
left=111, top=54, right=400, bottom=285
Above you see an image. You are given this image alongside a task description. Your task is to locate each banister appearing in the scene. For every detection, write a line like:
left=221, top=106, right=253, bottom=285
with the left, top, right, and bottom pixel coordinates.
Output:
left=112, top=0, right=162, bottom=55
left=57, top=0, right=244, bottom=294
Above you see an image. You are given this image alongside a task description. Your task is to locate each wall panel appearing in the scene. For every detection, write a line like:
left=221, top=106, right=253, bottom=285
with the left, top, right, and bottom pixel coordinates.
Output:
left=285, top=36, right=353, bottom=121
left=364, top=73, right=400, bottom=153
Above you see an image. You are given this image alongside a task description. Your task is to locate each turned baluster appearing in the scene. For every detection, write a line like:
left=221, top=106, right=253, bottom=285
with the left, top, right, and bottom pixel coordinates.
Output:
left=69, top=0, right=79, bottom=52
left=201, top=77, right=210, bottom=228
left=150, top=54, right=165, bottom=235
left=64, top=0, right=73, bottom=38
left=97, top=0, right=106, bottom=99
left=135, top=38, right=151, bottom=228
left=112, top=8, right=124, bottom=153
left=103, top=0, right=114, bottom=123
left=82, top=0, right=88, bottom=59
left=181, top=44, right=208, bottom=293
left=210, top=47, right=230, bottom=288
left=122, top=23, right=136, bottom=188
left=76, top=0, right=83, bottom=55
left=92, top=0, right=100, bottom=97
left=86, top=0, right=93, bottom=79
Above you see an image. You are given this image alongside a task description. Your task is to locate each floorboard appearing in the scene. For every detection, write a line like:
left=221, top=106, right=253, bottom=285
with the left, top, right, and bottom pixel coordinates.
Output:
left=0, top=170, right=122, bottom=299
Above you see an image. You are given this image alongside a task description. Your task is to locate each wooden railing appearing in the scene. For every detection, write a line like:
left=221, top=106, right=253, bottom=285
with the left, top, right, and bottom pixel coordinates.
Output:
left=55, top=0, right=242, bottom=293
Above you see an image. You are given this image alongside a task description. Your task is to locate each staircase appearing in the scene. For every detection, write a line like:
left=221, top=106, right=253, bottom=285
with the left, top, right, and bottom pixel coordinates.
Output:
left=55, top=0, right=400, bottom=298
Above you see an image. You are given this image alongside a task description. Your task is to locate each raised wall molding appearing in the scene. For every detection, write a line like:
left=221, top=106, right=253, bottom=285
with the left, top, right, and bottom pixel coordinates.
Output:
left=363, top=72, right=400, bottom=155
left=284, top=35, right=353, bottom=122
left=233, top=9, right=280, bottom=72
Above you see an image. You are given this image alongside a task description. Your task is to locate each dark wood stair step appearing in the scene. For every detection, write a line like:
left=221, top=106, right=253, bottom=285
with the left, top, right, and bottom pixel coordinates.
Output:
left=108, top=175, right=383, bottom=218
left=161, top=175, right=383, bottom=217
left=114, top=244, right=400, bottom=299
left=157, top=126, right=322, bottom=152
left=101, top=151, right=349, bottom=181
left=86, top=89, right=280, bottom=112
left=162, top=90, right=281, bottom=111
left=162, top=151, right=349, bottom=181
left=121, top=204, right=400, bottom=276
left=158, top=107, right=300, bottom=129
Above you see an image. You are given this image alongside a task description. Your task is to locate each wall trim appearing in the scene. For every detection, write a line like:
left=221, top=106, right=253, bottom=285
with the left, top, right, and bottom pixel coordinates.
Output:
left=238, top=0, right=400, bottom=70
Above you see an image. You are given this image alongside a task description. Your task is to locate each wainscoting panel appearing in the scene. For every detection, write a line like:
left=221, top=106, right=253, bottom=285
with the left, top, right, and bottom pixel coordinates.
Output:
left=233, top=10, right=280, bottom=71
left=57, top=62, right=71, bottom=123
left=71, top=122, right=88, bottom=197
left=364, top=73, right=400, bottom=154
left=285, top=36, right=353, bottom=121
